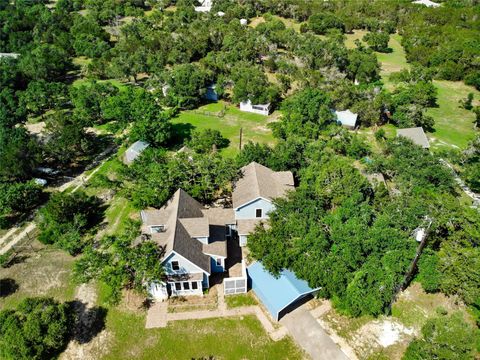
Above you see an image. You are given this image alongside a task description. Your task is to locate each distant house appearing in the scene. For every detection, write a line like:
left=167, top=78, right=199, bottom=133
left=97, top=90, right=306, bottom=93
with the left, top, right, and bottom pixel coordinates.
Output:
left=124, top=141, right=149, bottom=165
left=240, top=100, right=271, bottom=116
left=412, top=0, right=440, bottom=8
left=194, top=0, right=213, bottom=12
left=204, top=84, right=218, bottom=101
left=335, top=109, right=358, bottom=129
left=0, top=53, right=20, bottom=59
left=397, top=127, right=430, bottom=149
left=240, top=18, right=248, bottom=26
left=233, top=162, right=294, bottom=246
left=141, top=189, right=235, bottom=299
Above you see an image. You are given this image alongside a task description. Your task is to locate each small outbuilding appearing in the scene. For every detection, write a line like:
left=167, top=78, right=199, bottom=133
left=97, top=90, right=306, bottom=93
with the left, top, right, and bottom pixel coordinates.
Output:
left=194, top=0, right=213, bottom=12
left=240, top=100, right=271, bottom=116
left=124, top=140, right=149, bottom=165
left=248, top=261, right=320, bottom=321
left=397, top=127, right=430, bottom=149
left=335, top=109, right=358, bottom=129
left=412, top=0, right=440, bottom=8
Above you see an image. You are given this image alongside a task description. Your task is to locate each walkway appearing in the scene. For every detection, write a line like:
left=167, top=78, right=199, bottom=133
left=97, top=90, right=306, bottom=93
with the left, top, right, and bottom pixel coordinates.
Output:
left=440, top=159, right=480, bottom=206
left=280, top=305, right=349, bottom=360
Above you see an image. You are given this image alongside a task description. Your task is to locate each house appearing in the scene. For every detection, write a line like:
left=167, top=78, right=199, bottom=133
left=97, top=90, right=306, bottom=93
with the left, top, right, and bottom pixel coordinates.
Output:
left=233, top=162, right=294, bottom=246
left=0, top=53, right=20, bottom=59
left=124, top=140, right=149, bottom=165
left=204, top=84, right=218, bottom=101
left=240, top=18, right=248, bottom=26
left=412, top=0, right=440, bottom=8
left=335, top=109, right=358, bottom=129
left=397, top=127, right=430, bottom=149
left=194, top=0, right=213, bottom=12
left=239, top=100, right=271, bottom=116
left=141, top=189, right=235, bottom=299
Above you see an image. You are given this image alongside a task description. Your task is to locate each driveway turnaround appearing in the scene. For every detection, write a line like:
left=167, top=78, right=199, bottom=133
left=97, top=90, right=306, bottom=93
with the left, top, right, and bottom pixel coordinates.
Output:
left=280, top=306, right=350, bottom=360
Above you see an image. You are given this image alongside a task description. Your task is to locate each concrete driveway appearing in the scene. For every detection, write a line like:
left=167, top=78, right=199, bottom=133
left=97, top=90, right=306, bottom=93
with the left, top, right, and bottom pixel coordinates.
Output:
left=280, top=306, right=350, bottom=360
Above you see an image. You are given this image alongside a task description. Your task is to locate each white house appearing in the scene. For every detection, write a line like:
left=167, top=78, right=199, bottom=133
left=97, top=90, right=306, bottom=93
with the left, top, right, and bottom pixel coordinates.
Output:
left=335, top=109, right=358, bottom=129
left=194, top=0, right=213, bottom=12
left=239, top=100, right=271, bottom=116
left=124, top=140, right=149, bottom=165
left=412, top=0, right=440, bottom=7
left=233, top=162, right=294, bottom=246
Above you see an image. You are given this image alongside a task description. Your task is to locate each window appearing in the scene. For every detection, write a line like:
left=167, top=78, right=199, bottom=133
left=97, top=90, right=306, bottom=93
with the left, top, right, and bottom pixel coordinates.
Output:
left=171, top=261, right=180, bottom=271
left=174, top=283, right=181, bottom=291
left=216, top=258, right=222, bottom=267
left=150, top=225, right=166, bottom=233
left=255, top=209, right=262, bottom=218
left=183, top=282, right=190, bottom=290
left=192, top=282, right=198, bottom=290
left=225, top=225, right=231, bottom=236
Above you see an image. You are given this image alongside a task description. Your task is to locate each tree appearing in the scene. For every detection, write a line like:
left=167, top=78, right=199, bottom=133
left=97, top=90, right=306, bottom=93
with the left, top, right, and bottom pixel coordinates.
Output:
left=129, top=108, right=174, bottom=147
left=347, top=44, right=380, bottom=84
left=459, top=93, right=474, bottom=111
left=73, top=221, right=164, bottom=304
left=473, top=106, right=480, bottom=128
left=363, top=32, right=390, bottom=53
left=0, top=181, right=43, bottom=228
left=18, top=44, right=71, bottom=80
left=43, top=111, right=96, bottom=167
left=303, top=13, right=345, bottom=35
left=187, top=128, right=229, bottom=153
left=165, top=64, right=209, bottom=109
left=0, top=126, right=40, bottom=182
left=232, top=64, right=279, bottom=105
left=18, top=80, right=68, bottom=117
left=70, top=14, right=111, bottom=58
left=37, top=191, right=103, bottom=255
left=0, top=297, right=72, bottom=360
left=403, top=312, right=478, bottom=360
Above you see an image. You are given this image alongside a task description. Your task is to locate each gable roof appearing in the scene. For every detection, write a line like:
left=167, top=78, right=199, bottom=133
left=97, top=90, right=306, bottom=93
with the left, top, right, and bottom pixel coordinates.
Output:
left=127, top=140, right=149, bottom=154
left=141, top=189, right=211, bottom=273
left=232, top=162, right=294, bottom=209
left=397, top=127, right=430, bottom=148
left=248, top=262, right=320, bottom=320
left=335, top=110, right=358, bottom=128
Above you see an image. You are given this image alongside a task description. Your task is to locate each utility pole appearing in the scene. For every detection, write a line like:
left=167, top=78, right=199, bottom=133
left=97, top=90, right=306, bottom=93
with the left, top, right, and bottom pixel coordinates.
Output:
left=239, top=127, right=243, bottom=151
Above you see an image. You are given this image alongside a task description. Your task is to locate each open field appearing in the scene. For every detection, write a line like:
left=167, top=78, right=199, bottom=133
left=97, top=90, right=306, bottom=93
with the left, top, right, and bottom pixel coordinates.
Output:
left=172, top=102, right=277, bottom=157
left=318, top=283, right=473, bottom=360
left=345, top=31, right=479, bottom=150
left=102, top=309, right=302, bottom=360
left=0, top=241, right=76, bottom=310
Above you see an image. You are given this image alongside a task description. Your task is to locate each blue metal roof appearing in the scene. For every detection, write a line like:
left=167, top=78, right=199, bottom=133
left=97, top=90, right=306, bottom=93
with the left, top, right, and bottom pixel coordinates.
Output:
left=248, top=261, right=319, bottom=320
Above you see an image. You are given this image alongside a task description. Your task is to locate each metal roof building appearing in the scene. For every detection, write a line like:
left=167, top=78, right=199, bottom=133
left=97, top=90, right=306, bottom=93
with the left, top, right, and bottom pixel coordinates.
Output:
left=124, top=140, right=149, bottom=165
left=397, top=127, right=430, bottom=149
left=248, top=262, right=320, bottom=321
left=335, top=109, right=358, bottom=129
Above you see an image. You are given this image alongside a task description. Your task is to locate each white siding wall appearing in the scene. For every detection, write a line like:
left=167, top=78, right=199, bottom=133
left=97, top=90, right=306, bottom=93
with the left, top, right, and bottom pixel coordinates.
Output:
left=163, top=252, right=204, bottom=275
left=239, top=235, right=248, bottom=247
left=235, top=198, right=275, bottom=220
left=239, top=101, right=270, bottom=116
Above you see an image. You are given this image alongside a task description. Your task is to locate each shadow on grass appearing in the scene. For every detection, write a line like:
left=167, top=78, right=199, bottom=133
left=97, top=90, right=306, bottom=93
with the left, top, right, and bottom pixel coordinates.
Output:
left=67, top=300, right=108, bottom=344
left=0, top=278, right=19, bottom=297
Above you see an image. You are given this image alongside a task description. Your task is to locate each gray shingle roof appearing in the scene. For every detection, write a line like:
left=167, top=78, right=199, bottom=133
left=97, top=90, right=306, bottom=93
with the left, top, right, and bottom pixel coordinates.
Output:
left=232, top=162, right=294, bottom=209
left=397, top=127, right=430, bottom=148
left=141, top=189, right=232, bottom=272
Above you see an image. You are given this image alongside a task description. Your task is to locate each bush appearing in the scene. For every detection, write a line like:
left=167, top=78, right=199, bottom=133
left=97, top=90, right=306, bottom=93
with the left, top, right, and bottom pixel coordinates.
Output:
left=416, top=250, right=441, bottom=293
left=0, top=297, right=73, bottom=360
left=188, top=128, right=230, bottom=154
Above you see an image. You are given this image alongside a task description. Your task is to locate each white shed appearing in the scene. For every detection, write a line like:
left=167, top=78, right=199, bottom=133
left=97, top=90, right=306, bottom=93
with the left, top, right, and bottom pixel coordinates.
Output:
left=195, top=0, right=213, bottom=12
left=335, top=109, right=358, bottom=129
left=239, top=100, right=270, bottom=116
left=124, top=141, right=149, bottom=165
left=412, top=0, right=440, bottom=7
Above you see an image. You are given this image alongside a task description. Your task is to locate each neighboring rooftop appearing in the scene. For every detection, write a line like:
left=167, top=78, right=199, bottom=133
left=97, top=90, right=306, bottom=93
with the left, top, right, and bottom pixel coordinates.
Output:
left=124, top=140, right=149, bottom=164
left=233, top=162, right=294, bottom=209
left=335, top=109, right=358, bottom=128
left=397, top=127, right=430, bottom=149
left=412, top=0, right=440, bottom=7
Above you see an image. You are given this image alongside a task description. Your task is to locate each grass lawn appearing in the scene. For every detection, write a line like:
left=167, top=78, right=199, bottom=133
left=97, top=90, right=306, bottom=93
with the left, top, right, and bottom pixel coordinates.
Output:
left=172, top=102, right=277, bottom=157
left=346, top=31, right=479, bottom=150
left=0, top=241, right=76, bottom=310
left=225, top=292, right=258, bottom=309
left=102, top=309, right=303, bottom=360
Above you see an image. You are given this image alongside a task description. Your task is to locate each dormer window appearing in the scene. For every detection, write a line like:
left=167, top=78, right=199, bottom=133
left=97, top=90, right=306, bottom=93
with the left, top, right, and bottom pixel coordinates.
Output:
left=150, top=225, right=166, bottom=233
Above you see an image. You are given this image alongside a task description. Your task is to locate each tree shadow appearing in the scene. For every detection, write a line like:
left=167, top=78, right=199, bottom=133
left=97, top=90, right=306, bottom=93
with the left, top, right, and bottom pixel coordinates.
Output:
left=0, top=278, right=19, bottom=297
left=67, top=301, right=108, bottom=344
left=170, top=122, right=196, bottom=147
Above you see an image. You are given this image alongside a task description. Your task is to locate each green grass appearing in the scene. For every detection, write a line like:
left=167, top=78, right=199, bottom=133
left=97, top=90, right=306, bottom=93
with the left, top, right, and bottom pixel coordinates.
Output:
left=102, top=309, right=303, bottom=360
left=172, top=102, right=277, bottom=157
left=225, top=293, right=258, bottom=309
left=347, top=31, right=479, bottom=150
left=104, top=196, right=135, bottom=234
left=72, top=77, right=128, bottom=90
